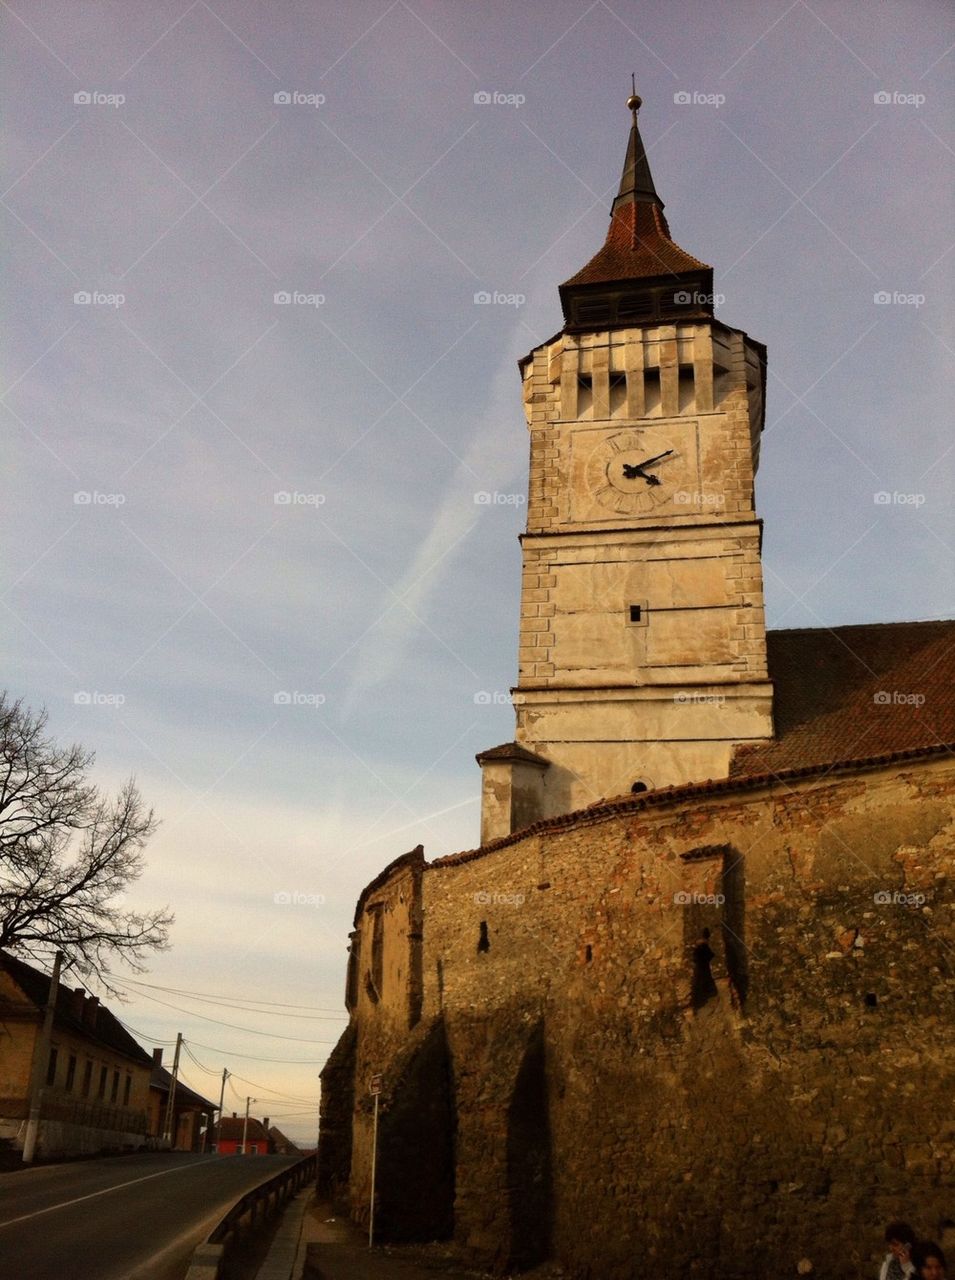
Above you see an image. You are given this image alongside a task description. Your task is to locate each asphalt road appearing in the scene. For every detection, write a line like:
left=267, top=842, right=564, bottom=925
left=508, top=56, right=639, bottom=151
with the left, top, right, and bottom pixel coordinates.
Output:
left=0, top=1151, right=297, bottom=1280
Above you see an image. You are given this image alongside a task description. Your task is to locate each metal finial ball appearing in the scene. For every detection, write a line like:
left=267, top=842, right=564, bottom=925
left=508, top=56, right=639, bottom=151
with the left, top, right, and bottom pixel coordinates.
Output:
left=627, top=93, right=642, bottom=112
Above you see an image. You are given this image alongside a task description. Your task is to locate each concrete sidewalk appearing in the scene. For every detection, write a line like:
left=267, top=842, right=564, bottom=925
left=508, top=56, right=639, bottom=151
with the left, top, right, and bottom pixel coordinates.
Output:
left=255, top=1193, right=495, bottom=1280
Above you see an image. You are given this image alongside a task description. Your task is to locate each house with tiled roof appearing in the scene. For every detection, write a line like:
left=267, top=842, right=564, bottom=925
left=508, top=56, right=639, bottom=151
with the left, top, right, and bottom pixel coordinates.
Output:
left=0, top=951, right=153, bottom=1159
left=318, top=94, right=954, bottom=1278
left=147, top=1048, right=217, bottom=1152
left=215, top=1112, right=273, bottom=1156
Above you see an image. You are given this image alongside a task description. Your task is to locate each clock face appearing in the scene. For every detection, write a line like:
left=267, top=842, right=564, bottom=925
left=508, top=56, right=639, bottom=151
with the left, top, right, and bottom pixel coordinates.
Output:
left=586, top=430, right=678, bottom=515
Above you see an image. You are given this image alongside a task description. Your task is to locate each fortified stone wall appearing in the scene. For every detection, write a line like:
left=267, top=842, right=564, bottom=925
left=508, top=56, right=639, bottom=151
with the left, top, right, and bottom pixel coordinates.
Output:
left=324, top=752, right=955, bottom=1279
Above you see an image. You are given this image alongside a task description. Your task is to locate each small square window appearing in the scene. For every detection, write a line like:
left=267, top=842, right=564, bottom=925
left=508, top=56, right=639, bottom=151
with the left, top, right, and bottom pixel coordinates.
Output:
left=627, top=603, right=649, bottom=627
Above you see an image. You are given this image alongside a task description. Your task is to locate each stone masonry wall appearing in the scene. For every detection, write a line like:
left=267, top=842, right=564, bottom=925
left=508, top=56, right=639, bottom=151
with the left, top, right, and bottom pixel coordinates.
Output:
left=325, top=755, right=955, bottom=1278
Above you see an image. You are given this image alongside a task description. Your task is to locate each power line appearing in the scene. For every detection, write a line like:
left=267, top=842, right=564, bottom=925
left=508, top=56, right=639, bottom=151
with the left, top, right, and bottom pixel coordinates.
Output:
left=188, top=1038, right=327, bottom=1065
left=121, top=977, right=347, bottom=1016
left=111, top=981, right=338, bottom=1044
left=115, top=1018, right=177, bottom=1046
left=227, top=1072, right=319, bottom=1104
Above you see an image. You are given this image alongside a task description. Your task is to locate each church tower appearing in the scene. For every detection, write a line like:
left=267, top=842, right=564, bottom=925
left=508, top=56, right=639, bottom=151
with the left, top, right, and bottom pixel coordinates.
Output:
left=477, top=94, right=774, bottom=843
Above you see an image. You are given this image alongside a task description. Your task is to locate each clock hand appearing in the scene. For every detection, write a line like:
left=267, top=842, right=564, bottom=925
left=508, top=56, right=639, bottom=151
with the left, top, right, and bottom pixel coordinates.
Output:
left=637, top=449, right=674, bottom=469
left=622, top=462, right=662, bottom=485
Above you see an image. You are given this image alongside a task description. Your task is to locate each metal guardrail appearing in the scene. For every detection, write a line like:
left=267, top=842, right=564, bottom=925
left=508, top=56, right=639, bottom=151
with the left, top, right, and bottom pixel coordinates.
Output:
left=185, top=1153, right=317, bottom=1279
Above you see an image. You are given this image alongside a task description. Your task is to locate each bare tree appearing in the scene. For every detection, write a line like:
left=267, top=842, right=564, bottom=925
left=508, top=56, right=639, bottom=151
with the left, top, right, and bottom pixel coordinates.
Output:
left=0, top=693, right=172, bottom=990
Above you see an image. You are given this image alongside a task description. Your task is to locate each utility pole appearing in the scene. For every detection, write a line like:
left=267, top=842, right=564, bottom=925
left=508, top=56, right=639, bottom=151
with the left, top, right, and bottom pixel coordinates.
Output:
left=241, top=1096, right=256, bottom=1155
left=22, top=951, right=64, bottom=1164
left=162, top=1032, right=182, bottom=1147
left=213, top=1068, right=228, bottom=1154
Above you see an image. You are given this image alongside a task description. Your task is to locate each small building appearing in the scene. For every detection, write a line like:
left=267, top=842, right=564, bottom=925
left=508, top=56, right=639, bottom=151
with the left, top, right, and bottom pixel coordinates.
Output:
left=147, top=1048, right=217, bottom=1151
left=268, top=1124, right=302, bottom=1156
left=0, top=951, right=153, bottom=1159
left=215, top=1112, right=273, bottom=1155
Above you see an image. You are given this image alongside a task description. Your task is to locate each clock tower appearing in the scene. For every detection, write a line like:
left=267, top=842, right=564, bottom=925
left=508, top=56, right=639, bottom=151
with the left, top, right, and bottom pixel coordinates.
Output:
left=477, top=94, right=774, bottom=843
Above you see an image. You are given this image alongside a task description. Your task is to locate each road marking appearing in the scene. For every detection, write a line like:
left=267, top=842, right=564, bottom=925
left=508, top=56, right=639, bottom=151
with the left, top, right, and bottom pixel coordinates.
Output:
left=0, top=1157, right=221, bottom=1229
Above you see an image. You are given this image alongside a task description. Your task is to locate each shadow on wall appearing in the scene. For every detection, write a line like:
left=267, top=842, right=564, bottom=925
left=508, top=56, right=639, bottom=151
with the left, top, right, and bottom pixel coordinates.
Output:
left=505, top=1021, right=553, bottom=1270
left=376, top=1018, right=456, bottom=1242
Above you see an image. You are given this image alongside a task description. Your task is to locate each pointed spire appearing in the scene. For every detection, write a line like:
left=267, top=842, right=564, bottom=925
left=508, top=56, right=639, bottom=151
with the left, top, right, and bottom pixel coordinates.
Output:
left=611, top=88, right=662, bottom=214
left=558, top=90, right=714, bottom=330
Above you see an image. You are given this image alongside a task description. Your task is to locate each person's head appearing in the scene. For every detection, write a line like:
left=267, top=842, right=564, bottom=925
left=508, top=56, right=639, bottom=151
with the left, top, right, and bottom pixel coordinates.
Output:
left=885, top=1222, right=917, bottom=1261
left=914, top=1242, right=947, bottom=1280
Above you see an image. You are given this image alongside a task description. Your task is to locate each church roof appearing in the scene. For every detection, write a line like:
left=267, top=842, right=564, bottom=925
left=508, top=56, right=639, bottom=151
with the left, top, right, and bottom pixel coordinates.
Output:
left=560, top=94, right=710, bottom=293
left=476, top=741, right=550, bottom=767
left=731, top=619, right=955, bottom=778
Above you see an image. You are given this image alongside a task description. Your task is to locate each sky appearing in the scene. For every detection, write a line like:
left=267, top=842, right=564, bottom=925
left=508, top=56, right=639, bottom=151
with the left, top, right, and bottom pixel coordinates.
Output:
left=3, top=0, right=953, bottom=1141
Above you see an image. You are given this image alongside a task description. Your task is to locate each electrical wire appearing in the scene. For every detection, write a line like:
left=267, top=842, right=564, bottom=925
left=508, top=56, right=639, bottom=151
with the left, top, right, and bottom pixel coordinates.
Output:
left=111, top=980, right=338, bottom=1044
left=187, top=1038, right=327, bottom=1064
left=120, top=977, right=347, bottom=1016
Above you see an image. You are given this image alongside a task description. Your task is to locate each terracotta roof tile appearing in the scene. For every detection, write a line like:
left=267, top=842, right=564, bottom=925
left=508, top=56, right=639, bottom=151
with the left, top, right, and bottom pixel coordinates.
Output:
left=732, top=620, right=955, bottom=778
left=561, top=202, right=710, bottom=288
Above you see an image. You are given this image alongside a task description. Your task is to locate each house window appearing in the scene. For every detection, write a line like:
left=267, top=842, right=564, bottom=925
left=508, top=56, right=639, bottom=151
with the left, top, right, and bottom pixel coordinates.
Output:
left=249, top=1144, right=258, bottom=1155
left=111, top=1070, right=120, bottom=1102
left=65, top=1054, right=77, bottom=1092
left=123, top=1075, right=132, bottom=1106
left=46, top=1048, right=58, bottom=1087
left=98, top=1066, right=108, bottom=1099
left=82, top=1061, right=93, bottom=1098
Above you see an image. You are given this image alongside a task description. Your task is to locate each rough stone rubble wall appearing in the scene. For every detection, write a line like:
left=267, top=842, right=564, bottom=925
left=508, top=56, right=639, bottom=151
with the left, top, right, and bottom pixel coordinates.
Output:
left=324, top=756, right=955, bottom=1279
